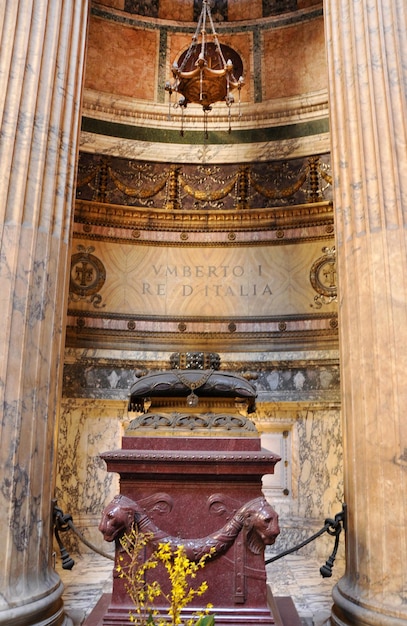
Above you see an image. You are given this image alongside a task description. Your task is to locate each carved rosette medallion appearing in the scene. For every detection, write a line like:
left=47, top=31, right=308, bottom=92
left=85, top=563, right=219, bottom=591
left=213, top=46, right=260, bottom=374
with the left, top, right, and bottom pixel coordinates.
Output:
left=310, top=246, right=337, bottom=308
left=69, top=245, right=106, bottom=308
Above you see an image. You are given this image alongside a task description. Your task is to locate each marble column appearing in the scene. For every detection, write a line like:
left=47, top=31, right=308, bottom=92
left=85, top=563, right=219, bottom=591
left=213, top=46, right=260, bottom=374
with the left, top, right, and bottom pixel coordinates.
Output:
left=324, top=0, right=407, bottom=624
left=0, top=2, right=89, bottom=625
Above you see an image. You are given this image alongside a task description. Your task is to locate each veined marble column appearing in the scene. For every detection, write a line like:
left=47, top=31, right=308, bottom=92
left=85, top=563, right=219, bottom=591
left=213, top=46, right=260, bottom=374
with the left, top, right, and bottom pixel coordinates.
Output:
left=324, top=0, right=407, bottom=624
left=0, top=2, right=89, bottom=625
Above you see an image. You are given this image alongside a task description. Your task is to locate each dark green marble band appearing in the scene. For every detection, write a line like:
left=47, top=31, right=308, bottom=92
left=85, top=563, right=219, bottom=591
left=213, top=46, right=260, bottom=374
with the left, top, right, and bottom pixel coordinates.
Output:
left=81, top=116, right=329, bottom=145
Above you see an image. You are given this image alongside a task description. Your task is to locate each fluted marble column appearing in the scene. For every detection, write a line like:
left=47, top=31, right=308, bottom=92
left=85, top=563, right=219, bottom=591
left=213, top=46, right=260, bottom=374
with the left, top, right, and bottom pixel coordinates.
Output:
left=324, top=0, right=407, bottom=624
left=0, top=2, right=89, bottom=625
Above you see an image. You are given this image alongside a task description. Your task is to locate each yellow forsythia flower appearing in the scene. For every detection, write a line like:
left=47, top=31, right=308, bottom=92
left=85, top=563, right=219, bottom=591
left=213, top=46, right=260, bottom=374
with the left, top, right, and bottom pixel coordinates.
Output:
left=117, top=529, right=215, bottom=626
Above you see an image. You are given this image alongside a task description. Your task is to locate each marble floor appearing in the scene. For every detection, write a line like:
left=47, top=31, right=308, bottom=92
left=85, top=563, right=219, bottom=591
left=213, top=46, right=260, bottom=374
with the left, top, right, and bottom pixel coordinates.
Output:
left=57, top=550, right=344, bottom=626
left=266, top=554, right=344, bottom=626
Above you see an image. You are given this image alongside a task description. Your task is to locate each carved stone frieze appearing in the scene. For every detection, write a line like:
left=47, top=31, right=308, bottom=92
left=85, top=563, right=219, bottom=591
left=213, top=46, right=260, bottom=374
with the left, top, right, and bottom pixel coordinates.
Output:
left=99, top=493, right=279, bottom=559
left=126, top=412, right=258, bottom=436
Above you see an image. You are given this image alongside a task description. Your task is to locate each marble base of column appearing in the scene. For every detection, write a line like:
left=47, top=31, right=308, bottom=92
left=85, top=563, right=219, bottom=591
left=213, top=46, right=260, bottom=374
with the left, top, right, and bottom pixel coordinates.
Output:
left=0, top=578, right=73, bottom=626
left=331, top=579, right=407, bottom=626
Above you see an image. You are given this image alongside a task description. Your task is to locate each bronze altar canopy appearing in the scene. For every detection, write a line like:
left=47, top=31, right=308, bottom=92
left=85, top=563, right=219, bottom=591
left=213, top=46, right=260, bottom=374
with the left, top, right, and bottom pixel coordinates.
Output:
left=127, top=368, right=257, bottom=415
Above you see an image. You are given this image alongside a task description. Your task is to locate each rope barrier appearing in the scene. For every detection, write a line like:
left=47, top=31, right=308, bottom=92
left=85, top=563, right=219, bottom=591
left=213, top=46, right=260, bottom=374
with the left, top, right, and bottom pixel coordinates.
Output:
left=53, top=504, right=114, bottom=569
left=265, top=505, right=346, bottom=578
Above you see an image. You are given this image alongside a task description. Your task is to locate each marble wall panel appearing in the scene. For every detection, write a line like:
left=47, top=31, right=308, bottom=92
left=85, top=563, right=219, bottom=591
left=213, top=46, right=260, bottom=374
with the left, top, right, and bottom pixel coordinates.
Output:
left=85, top=15, right=159, bottom=99
left=294, top=408, right=343, bottom=519
left=55, top=399, right=125, bottom=553
left=262, top=16, right=327, bottom=100
left=255, top=405, right=343, bottom=560
left=86, top=6, right=326, bottom=110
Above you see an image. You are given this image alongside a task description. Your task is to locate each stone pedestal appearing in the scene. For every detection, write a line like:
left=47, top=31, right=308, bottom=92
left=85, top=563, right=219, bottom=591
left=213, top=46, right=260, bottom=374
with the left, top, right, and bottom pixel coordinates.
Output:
left=100, top=434, right=281, bottom=625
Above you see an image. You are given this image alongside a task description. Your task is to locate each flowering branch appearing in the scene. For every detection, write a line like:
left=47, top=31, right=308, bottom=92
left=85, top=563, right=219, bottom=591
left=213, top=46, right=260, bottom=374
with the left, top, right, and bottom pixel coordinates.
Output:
left=117, top=527, right=215, bottom=626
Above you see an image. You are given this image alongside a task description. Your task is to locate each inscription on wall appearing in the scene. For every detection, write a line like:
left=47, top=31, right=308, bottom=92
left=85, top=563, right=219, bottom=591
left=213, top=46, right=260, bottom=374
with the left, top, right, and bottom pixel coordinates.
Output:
left=69, top=241, right=337, bottom=318
left=143, top=263, right=272, bottom=299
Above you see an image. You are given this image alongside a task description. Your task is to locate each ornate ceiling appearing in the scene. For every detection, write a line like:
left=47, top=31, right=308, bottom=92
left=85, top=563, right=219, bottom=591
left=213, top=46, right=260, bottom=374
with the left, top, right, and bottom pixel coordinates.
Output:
left=97, top=0, right=321, bottom=22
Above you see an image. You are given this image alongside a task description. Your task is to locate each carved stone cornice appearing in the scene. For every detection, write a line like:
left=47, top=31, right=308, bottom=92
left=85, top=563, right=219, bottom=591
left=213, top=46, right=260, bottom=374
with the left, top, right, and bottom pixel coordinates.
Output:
left=74, top=199, right=334, bottom=242
left=62, top=357, right=339, bottom=372
left=82, top=88, right=329, bottom=129
left=65, top=312, right=338, bottom=352
left=66, top=309, right=337, bottom=324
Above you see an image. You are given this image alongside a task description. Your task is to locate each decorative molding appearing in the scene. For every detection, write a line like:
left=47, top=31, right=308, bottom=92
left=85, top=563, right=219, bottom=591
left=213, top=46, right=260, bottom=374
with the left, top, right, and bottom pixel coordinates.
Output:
left=66, top=309, right=337, bottom=324
left=73, top=221, right=334, bottom=248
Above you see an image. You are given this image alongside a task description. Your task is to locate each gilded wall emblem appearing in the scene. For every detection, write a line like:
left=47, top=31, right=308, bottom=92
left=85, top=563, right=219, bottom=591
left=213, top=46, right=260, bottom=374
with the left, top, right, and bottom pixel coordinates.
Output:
left=69, top=245, right=106, bottom=308
left=310, top=246, right=337, bottom=308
